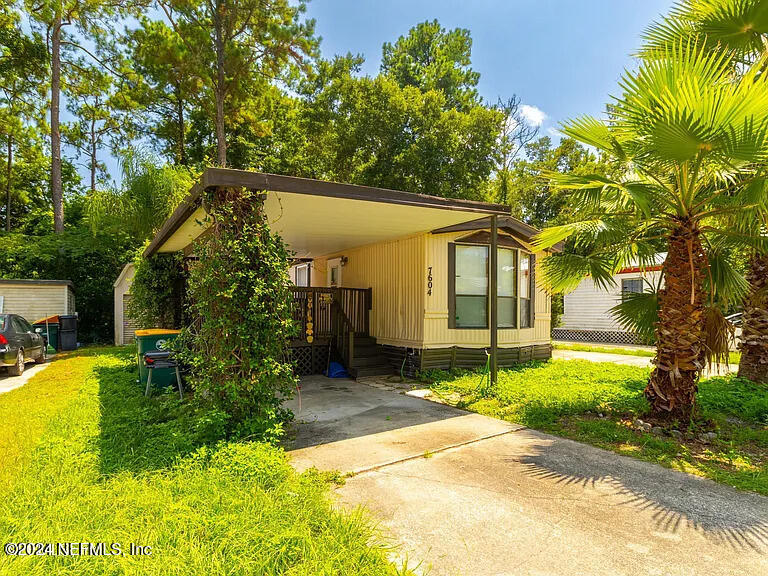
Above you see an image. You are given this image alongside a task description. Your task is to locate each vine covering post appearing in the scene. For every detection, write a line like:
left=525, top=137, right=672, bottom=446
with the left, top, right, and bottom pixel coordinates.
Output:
left=178, top=185, right=297, bottom=440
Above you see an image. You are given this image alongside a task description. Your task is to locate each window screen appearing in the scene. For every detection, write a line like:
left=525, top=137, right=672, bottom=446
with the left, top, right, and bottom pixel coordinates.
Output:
left=622, top=278, right=643, bottom=299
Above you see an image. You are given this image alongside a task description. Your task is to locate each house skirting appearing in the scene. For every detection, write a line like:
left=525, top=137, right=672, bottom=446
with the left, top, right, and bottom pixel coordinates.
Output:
left=288, top=339, right=331, bottom=376
left=551, top=328, right=642, bottom=345
left=380, top=344, right=552, bottom=377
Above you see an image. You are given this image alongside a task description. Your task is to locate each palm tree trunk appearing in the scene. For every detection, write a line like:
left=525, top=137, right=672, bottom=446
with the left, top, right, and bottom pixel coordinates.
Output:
left=51, top=12, right=64, bottom=234
left=738, top=253, right=768, bottom=384
left=645, top=222, right=708, bottom=420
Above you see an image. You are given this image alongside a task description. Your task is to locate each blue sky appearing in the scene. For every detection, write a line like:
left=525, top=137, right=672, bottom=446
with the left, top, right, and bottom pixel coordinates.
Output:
left=305, top=0, right=674, bottom=138
left=86, top=1, right=674, bottom=185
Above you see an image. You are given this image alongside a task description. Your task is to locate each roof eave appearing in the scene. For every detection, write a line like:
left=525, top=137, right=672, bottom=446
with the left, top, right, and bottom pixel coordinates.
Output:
left=144, top=168, right=511, bottom=258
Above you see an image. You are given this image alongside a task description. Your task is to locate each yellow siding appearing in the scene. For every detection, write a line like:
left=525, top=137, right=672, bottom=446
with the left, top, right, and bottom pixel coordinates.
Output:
left=0, top=284, right=70, bottom=323
left=423, top=232, right=551, bottom=349
left=305, top=229, right=551, bottom=350
left=313, top=235, right=425, bottom=347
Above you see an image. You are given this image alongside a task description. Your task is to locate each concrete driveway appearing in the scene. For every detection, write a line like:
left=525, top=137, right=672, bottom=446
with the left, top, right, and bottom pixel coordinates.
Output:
left=0, top=361, right=50, bottom=395
left=286, top=376, right=768, bottom=576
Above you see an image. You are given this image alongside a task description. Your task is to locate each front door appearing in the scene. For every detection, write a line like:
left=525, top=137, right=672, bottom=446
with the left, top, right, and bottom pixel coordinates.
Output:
left=327, top=258, right=342, bottom=287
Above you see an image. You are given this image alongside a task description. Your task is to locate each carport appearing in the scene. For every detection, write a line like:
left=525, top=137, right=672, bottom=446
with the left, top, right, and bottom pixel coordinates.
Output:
left=144, top=168, right=518, bottom=384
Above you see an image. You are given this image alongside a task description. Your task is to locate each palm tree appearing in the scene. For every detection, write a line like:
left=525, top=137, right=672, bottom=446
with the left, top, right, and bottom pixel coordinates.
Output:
left=87, top=149, right=193, bottom=241
left=644, top=0, right=768, bottom=383
left=535, top=40, right=768, bottom=420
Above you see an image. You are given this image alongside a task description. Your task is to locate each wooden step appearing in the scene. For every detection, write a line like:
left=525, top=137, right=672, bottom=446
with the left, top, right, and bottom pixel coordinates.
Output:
left=350, top=364, right=394, bottom=378
left=353, top=336, right=377, bottom=347
left=352, top=344, right=380, bottom=358
left=350, top=355, right=390, bottom=368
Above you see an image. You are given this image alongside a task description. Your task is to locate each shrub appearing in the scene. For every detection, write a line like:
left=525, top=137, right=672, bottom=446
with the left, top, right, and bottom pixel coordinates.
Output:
left=177, top=187, right=297, bottom=439
left=0, top=229, right=133, bottom=342
left=128, top=249, right=187, bottom=329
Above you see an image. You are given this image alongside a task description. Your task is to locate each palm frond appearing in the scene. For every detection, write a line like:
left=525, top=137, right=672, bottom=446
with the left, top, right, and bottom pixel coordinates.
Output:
left=642, top=0, right=768, bottom=60
left=533, top=219, right=608, bottom=250
left=610, top=291, right=658, bottom=345
left=559, top=116, right=627, bottom=159
left=539, top=252, right=616, bottom=293
left=706, top=247, right=750, bottom=305
left=703, top=304, right=734, bottom=367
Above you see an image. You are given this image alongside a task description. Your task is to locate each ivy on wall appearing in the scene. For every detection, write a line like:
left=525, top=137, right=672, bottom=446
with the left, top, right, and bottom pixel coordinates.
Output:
left=128, top=249, right=187, bottom=330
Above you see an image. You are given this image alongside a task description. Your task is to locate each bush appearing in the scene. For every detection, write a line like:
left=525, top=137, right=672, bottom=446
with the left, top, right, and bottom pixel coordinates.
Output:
left=0, top=229, right=134, bottom=342
left=178, top=187, right=298, bottom=439
left=128, top=249, right=187, bottom=329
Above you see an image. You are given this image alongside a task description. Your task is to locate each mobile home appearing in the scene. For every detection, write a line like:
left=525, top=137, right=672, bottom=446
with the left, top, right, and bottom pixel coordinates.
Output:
left=145, top=169, right=554, bottom=377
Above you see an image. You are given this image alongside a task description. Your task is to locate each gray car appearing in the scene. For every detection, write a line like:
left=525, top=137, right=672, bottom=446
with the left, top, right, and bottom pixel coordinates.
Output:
left=0, top=314, right=46, bottom=376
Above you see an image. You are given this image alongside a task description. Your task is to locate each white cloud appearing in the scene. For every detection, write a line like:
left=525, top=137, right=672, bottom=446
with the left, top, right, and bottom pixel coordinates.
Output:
left=520, top=104, right=547, bottom=127
left=547, top=126, right=561, bottom=137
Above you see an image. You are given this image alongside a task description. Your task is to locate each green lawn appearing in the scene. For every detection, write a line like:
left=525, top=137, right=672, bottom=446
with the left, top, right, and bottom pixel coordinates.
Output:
left=0, top=348, right=414, bottom=576
left=552, top=342, right=656, bottom=357
left=424, top=360, right=768, bottom=495
left=552, top=342, right=742, bottom=364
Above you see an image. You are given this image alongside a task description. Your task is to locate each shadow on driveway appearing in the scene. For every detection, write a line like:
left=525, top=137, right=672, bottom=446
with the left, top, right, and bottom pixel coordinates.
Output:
left=517, top=431, right=768, bottom=553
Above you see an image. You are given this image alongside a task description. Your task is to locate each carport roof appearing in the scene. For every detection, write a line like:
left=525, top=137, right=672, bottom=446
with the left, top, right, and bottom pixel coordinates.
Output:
left=144, top=168, right=526, bottom=259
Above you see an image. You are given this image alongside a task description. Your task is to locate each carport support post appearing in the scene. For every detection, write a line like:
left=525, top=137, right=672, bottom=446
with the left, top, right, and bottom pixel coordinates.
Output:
left=490, top=214, right=498, bottom=386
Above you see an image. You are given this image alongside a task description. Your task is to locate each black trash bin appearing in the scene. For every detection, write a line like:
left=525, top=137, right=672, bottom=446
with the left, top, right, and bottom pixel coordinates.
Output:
left=59, top=314, right=78, bottom=351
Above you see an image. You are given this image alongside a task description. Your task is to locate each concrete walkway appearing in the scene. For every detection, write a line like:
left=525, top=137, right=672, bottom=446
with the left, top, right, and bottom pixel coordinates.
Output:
left=287, top=376, right=768, bottom=576
left=552, top=348, right=740, bottom=375
left=0, top=362, right=50, bottom=395
left=285, top=376, right=517, bottom=474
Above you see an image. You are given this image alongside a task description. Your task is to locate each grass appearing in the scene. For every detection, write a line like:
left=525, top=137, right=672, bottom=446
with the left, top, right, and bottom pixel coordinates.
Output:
left=552, top=342, right=656, bottom=357
left=0, top=348, right=415, bottom=575
left=425, top=360, right=768, bottom=495
left=552, top=342, right=742, bottom=364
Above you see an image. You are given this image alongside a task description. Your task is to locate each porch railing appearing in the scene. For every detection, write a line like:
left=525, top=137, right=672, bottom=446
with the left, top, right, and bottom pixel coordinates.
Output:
left=290, top=286, right=372, bottom=341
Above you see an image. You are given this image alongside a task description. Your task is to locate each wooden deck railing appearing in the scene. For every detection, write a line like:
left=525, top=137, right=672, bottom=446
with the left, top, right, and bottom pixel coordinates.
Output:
left=290, top=286, right=372, bottom=340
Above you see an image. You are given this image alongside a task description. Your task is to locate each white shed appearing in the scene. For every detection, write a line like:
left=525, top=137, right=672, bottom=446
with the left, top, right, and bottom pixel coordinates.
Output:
left=113, top=263, right=139, bottom=346
left=552, top=256, right=664, bottom=344
left=0, top=279, right=75, bottom=323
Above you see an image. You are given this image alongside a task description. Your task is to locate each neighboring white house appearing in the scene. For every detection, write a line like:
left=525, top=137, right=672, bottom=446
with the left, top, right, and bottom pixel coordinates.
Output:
left=0, top=279, right=75, bottom=322
left=113, top=263, right=139, bottom=345
left=552, top=256, right=664, bottom=344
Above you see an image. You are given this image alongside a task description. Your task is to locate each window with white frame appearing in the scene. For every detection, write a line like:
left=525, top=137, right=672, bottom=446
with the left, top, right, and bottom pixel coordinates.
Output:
left=294, top=263, right=310, bottom=287
left=621, top=277, right=643, bottom=300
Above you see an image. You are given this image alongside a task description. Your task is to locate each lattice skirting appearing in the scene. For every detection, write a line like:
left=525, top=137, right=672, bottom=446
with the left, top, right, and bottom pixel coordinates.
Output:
left=551, top=328, right=642, bottom=345
left=287, top=344, right=330, bottom=376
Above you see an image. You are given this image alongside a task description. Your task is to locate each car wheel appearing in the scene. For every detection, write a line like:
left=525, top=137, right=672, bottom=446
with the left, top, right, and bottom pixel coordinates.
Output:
left=35, top=346, right=46, bottom=364
left=8, top=349, right=24, bottom=376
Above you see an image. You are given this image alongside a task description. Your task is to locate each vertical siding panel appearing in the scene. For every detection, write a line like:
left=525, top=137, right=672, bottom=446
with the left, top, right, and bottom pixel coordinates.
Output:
left=424, top=232, right=551, bottom=348
left=560, top=270, right=661, bottom=331
left=316, top=234, right=424, bottom=347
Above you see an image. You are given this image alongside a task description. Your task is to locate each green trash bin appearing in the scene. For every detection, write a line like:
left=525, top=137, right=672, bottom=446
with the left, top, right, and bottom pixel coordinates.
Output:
left=135, top=329, right=181, bottom=389
left=33, top=316, right=61, bottom=352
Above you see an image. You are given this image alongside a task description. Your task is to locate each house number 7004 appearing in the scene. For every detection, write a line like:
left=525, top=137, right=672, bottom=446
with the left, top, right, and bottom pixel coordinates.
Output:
left=427, top=267, right=433, bottom=296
